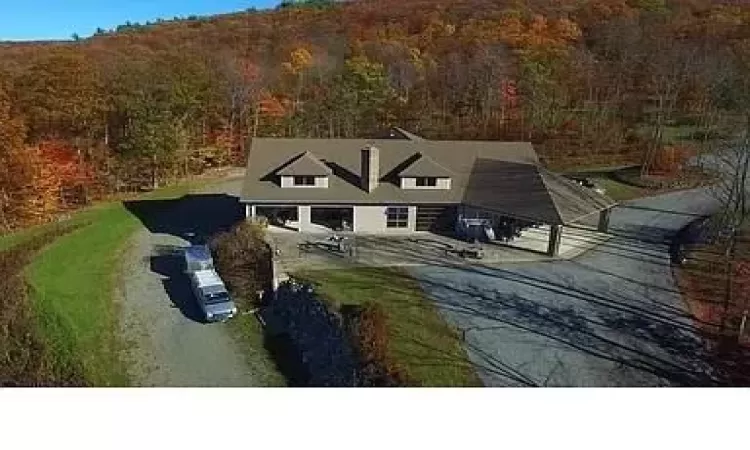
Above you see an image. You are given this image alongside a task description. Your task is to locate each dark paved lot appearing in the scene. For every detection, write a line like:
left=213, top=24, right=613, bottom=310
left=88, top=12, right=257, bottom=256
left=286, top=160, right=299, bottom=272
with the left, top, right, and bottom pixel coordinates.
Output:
left=411, top=188, right=725, bottom=386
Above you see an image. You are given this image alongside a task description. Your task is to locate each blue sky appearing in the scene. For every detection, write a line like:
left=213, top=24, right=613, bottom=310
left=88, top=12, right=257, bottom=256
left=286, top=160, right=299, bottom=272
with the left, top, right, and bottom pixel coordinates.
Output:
left=1, top=0, right=280, bottom=41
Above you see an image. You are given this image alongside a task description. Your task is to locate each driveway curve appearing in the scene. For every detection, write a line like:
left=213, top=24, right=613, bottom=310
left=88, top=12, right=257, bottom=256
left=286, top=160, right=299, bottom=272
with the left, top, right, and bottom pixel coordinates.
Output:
left=411, top=187, right=725, bottom=386
left=118, top=176, right=270, bottom=387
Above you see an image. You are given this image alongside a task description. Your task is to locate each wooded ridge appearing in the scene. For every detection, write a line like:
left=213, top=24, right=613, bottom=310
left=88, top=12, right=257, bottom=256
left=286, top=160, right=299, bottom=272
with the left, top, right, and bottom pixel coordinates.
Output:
left=1, top=0, right=748, bottom=230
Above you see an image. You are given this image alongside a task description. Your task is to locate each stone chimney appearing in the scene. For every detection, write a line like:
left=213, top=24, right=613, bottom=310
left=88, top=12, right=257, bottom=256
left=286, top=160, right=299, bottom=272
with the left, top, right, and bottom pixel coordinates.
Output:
left=360, top=145, right=380, bottom=192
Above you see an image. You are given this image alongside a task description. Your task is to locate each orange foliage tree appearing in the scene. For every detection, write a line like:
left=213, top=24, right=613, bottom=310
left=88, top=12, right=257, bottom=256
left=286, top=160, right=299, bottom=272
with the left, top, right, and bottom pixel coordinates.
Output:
left=38, top=140, right=94, bottom=206
left=0, top=86, right=38, bottom=229
left=648, top=145, right=694, bottom=176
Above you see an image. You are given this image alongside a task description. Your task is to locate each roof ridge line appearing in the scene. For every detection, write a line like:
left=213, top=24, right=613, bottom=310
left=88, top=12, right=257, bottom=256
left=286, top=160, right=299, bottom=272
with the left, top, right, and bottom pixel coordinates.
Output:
left=535, top=165, right=566, bottom=225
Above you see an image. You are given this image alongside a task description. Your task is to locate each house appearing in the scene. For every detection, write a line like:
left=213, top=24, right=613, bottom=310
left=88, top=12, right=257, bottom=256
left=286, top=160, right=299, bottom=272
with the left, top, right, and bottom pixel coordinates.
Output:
left=240, top=128, right=616, bottom=256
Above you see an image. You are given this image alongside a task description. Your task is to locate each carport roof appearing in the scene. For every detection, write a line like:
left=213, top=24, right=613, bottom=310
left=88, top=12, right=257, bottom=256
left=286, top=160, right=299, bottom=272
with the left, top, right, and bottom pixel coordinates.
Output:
left=241, top=134, right=616, bottom=225
left=462, top=160, right=616, bottom=225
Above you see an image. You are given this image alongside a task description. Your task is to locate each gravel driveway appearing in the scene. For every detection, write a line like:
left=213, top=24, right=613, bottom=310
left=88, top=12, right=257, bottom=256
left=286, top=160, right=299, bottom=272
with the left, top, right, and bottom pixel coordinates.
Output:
left=411, top=187, right=725, bottom=386
left=118, top=177, right=272, bottom=387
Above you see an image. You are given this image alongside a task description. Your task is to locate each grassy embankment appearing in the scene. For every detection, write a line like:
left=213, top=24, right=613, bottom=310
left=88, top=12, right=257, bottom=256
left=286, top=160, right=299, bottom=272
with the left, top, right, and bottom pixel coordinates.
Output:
left=556, top=122, right=724, bottom=202
left=590, top=174, right=648, bottom=201
left=226, top=314, right=287, bottom=386
left=0, top=180, right=215, bottom=386
left=296, top=267, right=482, bottom=387
left=568, top=165, right=712, bottom=202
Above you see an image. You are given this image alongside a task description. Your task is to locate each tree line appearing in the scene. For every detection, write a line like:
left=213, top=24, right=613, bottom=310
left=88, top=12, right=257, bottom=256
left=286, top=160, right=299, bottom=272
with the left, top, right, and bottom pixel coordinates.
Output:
left=1, top=0, right=749, bottom=230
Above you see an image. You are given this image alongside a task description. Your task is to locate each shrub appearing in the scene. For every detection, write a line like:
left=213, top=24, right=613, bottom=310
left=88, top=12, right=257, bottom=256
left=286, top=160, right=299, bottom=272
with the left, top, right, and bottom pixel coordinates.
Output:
left=210, top=221, right=273, bottom=308
left=357, top=303, right=389, bottom=364
left=350, top=302, right=412, bottom=387
left=262, top=281, right=359, bottom=386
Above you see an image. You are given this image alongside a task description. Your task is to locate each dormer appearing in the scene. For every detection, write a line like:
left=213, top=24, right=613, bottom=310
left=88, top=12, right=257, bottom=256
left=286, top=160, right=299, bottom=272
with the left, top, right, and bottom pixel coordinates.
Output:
left=398, top=153, right=452, bottom=190
left=277, top=151, right=332, bottom=188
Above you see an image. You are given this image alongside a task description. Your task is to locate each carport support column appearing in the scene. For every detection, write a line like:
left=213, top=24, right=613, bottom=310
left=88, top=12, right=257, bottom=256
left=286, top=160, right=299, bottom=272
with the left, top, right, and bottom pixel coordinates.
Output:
left=547, top=225, right=563, bottom=257
left=597, top=208, right=611, bottom=233
left=298, top=206, right=311, bottom=232
left=246, top=204, right=256, bottom=219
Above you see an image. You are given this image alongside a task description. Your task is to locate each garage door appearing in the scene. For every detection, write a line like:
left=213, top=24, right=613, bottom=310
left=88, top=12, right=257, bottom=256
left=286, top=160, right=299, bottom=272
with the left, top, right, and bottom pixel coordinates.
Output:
left=416, top=205, right=457, bottom=232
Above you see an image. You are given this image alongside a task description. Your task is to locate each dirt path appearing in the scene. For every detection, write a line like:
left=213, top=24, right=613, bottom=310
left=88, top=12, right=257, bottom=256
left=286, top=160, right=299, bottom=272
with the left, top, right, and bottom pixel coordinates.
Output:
left=118, top=176, right=273, bottom=387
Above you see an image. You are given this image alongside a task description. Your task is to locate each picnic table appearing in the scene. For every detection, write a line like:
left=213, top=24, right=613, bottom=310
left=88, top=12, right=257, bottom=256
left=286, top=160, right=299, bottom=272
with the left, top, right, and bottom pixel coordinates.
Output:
left=299, top=234, right=351, bottom=254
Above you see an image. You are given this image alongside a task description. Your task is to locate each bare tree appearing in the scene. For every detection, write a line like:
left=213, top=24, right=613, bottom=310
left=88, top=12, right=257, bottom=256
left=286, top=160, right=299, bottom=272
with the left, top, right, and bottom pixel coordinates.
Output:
left=641, top=38, right=695, bottom=177
left=707, top=49, right=750, bottom=336
left=709, top=133, right=750, bottom=336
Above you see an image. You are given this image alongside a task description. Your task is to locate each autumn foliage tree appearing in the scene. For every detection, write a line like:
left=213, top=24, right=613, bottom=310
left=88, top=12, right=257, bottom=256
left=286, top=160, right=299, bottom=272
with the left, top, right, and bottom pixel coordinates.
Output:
left=0, top=0, right=749, bottom=227
left=0, top=85, right=47, bottom=229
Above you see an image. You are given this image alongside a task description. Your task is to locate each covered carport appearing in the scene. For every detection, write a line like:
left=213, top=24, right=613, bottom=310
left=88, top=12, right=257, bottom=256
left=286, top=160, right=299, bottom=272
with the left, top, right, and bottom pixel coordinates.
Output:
left=461, top=160, right=617, bottom=257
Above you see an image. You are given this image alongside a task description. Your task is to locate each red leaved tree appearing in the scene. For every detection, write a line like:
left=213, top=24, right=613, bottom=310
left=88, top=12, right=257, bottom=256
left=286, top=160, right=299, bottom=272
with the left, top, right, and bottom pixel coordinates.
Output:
left=38, top=140, right=95, bottom=207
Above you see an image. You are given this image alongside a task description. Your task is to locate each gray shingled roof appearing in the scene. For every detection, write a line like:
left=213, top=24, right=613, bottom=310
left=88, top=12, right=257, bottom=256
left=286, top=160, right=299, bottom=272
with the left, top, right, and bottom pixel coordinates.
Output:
left=276, top=151, right=333, bottom=176
left=241, top=136, right=615, bottom=225
left=398, top=153, right=453, bottom=177
left=461, top=160, right=616, bottom=224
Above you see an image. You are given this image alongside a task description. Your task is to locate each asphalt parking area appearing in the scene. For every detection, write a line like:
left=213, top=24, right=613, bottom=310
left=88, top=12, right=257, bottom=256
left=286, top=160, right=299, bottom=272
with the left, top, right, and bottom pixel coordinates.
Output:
left=266, top=225, right=609, bottom=273
left=410, top=188, right=723, bottom=386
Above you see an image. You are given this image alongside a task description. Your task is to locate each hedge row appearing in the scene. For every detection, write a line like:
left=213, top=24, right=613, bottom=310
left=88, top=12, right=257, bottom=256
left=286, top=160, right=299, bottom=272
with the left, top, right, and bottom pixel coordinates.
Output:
left=346, top=303, right=412, bottom=387
left=0, top=222, right=86, bottom=386
left=261, top=281, right=359, bottom=387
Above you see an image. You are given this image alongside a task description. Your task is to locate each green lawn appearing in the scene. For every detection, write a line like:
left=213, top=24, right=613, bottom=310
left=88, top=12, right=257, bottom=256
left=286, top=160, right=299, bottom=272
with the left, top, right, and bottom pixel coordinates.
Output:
left=591, top=176, right=648, bottom=201
left=26, top=203, right=138, bottom=385
left=296, top=267, right=482, bottom=387
left=20, top=178, right=214, bottom=386
left=227, top=314, right=287, bottom=387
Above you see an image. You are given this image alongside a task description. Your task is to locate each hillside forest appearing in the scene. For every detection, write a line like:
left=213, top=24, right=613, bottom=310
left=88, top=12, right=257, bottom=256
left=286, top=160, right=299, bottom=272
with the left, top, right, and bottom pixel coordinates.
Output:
left=1, top=0, right=749, bottom=230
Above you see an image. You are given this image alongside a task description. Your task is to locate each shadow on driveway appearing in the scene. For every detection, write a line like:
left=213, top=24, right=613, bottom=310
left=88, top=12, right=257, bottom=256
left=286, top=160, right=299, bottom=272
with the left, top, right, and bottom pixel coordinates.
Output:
left=150, top=245, right=206, bottom=323
left=407, top=264, right=721, bottom=387
left=123, top=194, right=244, bottom=244
left=124, top=194, right=244, bottom=322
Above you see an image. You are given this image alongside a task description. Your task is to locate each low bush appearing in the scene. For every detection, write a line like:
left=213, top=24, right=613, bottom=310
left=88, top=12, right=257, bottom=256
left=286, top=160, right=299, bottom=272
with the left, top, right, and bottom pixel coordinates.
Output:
left=349, top=302, right=412, bottom=387
left=296, top=268, right=482, bottom=386
left=261, top=281, right=359, bottom=386
left=210, top=221, right=273, bottom=308
left=0, top=222, right=86, bottom=386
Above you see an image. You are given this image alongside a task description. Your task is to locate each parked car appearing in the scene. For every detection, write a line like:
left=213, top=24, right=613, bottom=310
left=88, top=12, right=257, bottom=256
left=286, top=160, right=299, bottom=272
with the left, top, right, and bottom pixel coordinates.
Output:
left=570, top=176, right=607, bottom=195
left=188, top=270, right=238, bottom=323
left=183, top=245, right=237, bottom=323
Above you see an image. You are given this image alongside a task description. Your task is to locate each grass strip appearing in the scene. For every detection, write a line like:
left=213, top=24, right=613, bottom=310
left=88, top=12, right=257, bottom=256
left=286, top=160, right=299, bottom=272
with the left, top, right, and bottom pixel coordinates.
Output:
left=296, top=267, right=482, bottom=387
left=24, top=178, right=214, bottom=385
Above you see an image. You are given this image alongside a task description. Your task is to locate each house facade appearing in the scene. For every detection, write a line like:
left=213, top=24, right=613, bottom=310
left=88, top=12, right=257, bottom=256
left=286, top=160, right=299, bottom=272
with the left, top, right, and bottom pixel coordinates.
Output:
left=240, top=128, right=616, bottom=255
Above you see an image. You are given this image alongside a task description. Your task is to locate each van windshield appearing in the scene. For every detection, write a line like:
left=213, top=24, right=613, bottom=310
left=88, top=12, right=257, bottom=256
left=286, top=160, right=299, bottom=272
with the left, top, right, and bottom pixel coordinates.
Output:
left=205, top=292, right=230, bottom=305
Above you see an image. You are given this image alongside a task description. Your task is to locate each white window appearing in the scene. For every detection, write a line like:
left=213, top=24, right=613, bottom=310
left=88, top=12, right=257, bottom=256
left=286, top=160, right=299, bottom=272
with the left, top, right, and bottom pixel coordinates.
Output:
left=416, top=177, right=438, bottom=187
left=293, top=176, right=316, bottom=186
left=386, top=206, right=409, bottom=228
